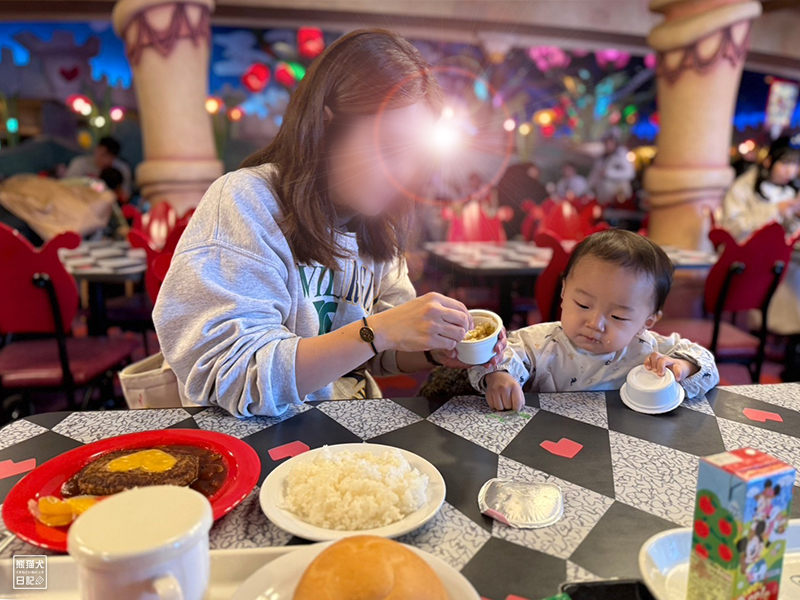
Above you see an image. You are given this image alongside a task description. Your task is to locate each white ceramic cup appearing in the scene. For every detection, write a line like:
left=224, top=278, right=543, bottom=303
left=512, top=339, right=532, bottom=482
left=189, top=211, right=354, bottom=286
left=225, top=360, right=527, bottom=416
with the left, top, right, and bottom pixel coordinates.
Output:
left=620, top=365, right=685, bottom=414
left=68, top=485, right=213, bottom=600
left=455, top=310, right=503, bottom=365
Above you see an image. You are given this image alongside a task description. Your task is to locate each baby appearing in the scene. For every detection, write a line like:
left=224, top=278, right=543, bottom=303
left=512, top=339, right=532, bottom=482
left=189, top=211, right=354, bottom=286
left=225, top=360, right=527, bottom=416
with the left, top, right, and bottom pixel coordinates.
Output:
left=470, top=229, right=720, bottom=411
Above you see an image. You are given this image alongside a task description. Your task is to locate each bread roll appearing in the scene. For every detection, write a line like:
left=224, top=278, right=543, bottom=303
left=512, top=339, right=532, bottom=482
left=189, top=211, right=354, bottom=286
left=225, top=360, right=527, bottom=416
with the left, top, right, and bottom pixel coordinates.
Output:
left=293, top=536, right=448, bottom=600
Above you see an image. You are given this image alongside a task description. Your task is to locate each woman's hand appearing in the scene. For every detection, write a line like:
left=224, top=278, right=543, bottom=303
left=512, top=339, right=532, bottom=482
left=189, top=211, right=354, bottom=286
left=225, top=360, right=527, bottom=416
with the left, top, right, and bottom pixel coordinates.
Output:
left=371, top=292, right=473, bottom=353
left=430, top=328, right=508, bottom=369
left=644, top=352, right=698, bottom=382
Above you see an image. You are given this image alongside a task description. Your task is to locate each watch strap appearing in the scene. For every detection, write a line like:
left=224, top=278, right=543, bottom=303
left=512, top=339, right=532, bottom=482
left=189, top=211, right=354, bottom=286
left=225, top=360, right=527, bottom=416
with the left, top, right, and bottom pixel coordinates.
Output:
left=424, top=350, right=442, bottom=367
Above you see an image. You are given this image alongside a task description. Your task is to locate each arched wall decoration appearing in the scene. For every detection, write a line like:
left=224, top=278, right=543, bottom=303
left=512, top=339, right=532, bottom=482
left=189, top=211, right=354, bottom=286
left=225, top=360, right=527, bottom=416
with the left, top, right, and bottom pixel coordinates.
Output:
left=122, top=2, right=211, bottom=66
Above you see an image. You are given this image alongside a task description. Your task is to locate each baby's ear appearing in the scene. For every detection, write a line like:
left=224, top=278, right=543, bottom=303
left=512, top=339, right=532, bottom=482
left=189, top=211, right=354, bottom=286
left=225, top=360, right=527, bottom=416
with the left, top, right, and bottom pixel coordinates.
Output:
left=643, top=310, right=663, bottom=330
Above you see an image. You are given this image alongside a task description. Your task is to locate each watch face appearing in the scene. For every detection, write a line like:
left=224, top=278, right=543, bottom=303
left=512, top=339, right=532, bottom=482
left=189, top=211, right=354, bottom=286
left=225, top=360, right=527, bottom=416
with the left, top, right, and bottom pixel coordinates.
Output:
left=359, top=326, right=375, bottom=343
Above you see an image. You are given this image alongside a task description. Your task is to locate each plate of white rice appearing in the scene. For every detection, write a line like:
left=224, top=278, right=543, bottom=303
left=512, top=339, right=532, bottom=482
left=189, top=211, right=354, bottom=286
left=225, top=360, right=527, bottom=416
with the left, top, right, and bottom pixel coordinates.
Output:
left=259, top=443, right=446, bottom=541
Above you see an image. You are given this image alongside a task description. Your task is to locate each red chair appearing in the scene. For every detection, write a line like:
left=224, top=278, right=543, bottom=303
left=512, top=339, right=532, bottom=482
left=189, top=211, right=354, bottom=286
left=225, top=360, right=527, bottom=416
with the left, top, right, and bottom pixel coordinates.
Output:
left=522, top=199, right=606, bottom=242
left=534, top=231, right=572, bottom=322
left=140, top=202, right=177, bottom=249
left=0, top=224, right=137, bottom=417
left=654, top=222, right=794, bottom=382
left=443, top=202, right=512, bottom=243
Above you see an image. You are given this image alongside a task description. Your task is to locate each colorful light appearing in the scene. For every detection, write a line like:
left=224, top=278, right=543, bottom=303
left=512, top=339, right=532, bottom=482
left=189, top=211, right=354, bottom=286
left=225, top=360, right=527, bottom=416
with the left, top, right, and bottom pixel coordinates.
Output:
left=442, top=106, right=455, bottom=120
left=288, top=62, right=306, bottom=81
left=228, top=107, right=244, bottom=122
left=298, top=27, right=325, bottom=59
left=527, top=46, right=571, bottom=72
left=6, top=118, right=18, bottom=134
left=503, top=118, right=516, bottom=132
left=541, top=124, right=555, bottom=138
left=473, top=78, right=489, bottom=102
left=595, top=49, right=631, bottom=70
left=109, top=107, right=125, bottom=122
left=518, top=123, right=532, bottom=136
left=242, top=63, right=270, bottom=93
left=534, top=110, right=554, bottom=126
left=66, top=94, right=92, bottom=114
left=92, top=116, right=106, bottom=128
left=275, top=62, right=296, bottom=87
left=205, top=97, right=222, bottom=114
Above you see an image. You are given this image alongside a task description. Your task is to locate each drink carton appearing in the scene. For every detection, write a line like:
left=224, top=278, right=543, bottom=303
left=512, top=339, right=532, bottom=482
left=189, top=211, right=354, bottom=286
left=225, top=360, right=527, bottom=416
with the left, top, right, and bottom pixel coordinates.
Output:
left=687, top=448, right=795, bottom=600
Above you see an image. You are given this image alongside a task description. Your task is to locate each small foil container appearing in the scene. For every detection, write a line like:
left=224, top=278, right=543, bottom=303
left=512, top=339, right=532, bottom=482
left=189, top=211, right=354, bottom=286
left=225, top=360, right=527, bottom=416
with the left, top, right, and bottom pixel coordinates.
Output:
left=478, top=478, right=563, bottom=529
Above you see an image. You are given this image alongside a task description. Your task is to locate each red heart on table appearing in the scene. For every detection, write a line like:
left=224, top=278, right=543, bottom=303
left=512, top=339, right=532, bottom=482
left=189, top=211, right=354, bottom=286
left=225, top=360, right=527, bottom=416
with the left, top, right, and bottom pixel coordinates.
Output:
left=540, top=437, right=583, bottom=459
left=59, top=66, right=80, bottom=81
left=742, top=408, right=783, bottom=424
left=0, top=458, right=36, bottom=480
left=268, top=440, right=310, bottom=461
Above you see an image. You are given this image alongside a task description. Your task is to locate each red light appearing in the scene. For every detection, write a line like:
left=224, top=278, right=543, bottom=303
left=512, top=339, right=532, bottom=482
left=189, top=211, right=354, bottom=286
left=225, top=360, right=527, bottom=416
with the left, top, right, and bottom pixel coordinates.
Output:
left=541, top=124, right=556, bottom=138
left=275, top=62, right=296, bottom=87
left=298, top=27, right=324, bottom=59
left=242, top=63, right=270, bottom=93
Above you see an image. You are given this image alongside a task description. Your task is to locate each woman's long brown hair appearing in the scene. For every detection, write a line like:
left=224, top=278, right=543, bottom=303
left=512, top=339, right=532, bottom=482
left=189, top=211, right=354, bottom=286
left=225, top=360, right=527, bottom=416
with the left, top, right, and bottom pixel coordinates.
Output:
left=241, top=29, right=443, bottom=270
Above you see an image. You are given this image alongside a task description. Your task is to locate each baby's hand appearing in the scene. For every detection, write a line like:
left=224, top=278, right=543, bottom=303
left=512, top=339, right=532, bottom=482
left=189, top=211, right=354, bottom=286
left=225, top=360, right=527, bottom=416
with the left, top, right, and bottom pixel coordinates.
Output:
left=484, top=371, right=525, bottom=412
left=644, top=352, right=698, bottom=382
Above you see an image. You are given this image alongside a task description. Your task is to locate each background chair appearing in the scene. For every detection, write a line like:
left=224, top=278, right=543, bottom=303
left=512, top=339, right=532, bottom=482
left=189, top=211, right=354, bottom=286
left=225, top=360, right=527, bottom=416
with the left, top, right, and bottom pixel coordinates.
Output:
left=654, top=222, right=793, bottom=383
left=533, top=231, right=572, bottom=323
left=0, top=224, right=137, bottom=421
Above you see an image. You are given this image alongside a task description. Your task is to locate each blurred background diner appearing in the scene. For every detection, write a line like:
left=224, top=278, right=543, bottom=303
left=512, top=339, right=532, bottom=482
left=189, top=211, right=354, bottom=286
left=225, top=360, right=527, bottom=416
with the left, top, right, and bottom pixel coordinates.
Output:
left=0, top=0, right=799, bottom=422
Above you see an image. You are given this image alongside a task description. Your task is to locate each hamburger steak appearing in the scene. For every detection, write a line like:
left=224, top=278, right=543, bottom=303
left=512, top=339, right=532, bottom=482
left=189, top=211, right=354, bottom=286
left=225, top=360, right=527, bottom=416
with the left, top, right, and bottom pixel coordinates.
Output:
left=68, top=449, right=200, bottom=496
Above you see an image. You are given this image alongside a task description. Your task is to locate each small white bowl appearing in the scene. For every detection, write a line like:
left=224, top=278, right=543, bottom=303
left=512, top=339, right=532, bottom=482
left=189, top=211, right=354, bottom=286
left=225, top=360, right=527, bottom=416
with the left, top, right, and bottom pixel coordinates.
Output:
left=620, top=365, right=685, bottom=414
left=455, top=310, right=502, bottom=365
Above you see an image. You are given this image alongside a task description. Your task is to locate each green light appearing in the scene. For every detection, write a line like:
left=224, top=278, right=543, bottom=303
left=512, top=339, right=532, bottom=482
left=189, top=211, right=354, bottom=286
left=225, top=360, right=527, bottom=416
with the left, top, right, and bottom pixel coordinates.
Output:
left=622, top=105, right=637, bottom=118
left=6, top=118, right=18, bottom=134
left=288, top=62, right=306, bottom=81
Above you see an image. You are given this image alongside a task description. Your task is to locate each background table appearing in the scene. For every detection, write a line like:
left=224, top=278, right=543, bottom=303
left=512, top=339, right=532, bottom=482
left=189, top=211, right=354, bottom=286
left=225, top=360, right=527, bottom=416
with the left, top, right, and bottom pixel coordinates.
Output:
left=2, top=385, right=799, bottom=600
left=58, top=239, right=148, bottom=335
left=424, top=241, right=718, bottom=323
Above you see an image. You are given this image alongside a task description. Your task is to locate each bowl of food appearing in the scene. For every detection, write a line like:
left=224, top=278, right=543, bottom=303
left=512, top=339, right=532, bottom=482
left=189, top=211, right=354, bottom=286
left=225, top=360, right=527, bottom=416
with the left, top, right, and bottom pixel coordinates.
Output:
left=455, top=309, right=502, bottom=365
left=620, top=365, right=685, bottom=414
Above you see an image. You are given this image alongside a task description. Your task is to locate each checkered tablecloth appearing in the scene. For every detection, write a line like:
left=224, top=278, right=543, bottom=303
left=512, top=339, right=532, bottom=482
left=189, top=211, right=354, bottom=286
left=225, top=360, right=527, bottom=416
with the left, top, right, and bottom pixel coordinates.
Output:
left=1, top=385, right=798, bottom=600
left=424, top=241, right=717, bottom=276
left=58, top=239, right=147, bottom=279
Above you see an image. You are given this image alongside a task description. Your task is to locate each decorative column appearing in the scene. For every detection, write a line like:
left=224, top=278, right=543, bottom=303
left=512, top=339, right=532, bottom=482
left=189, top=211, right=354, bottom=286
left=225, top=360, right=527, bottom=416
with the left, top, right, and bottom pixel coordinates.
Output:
left=112, top=0, right=223, bottom=214
left=644, top=0, right=761, bottom=249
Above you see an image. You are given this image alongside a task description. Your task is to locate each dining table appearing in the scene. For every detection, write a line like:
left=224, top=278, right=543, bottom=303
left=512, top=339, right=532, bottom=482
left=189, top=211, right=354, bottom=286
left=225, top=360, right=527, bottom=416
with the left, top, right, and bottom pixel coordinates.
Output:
left=424, top=241, right=718, bottom=324
left=1, top=384, right=799, bottom=600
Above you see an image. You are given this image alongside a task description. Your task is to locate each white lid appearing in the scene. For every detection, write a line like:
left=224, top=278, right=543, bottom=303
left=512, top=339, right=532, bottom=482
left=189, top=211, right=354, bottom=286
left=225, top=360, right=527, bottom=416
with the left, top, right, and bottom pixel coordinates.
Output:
left=626, top=365, right=675, bottom=392
left=68, top=486, right=212, bottom=570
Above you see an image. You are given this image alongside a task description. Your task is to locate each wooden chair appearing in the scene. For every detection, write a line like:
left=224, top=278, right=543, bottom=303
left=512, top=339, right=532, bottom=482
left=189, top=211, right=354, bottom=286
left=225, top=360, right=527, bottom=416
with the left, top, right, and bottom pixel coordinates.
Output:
left=654, top=222, right=794, bottom=383
left=0, top=224, right=137, bottom=419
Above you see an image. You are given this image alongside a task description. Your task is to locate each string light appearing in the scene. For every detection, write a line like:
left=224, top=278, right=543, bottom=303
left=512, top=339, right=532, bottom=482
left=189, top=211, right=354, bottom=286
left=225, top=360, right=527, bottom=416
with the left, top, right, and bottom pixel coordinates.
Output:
left=205, top=97, right=222, bottom=114
left=6, top=118, right=18, bottom=134
left=519, top=123, right=532, bottom=136
left=503, top=118, right=516, bottom=132
left=228, top=107, right=244, bottom=122
left=92, top=116, right=106, bottom=128
left=110, top=107, right=125, bottom=122
left=627, top=151, right=636, bottom=162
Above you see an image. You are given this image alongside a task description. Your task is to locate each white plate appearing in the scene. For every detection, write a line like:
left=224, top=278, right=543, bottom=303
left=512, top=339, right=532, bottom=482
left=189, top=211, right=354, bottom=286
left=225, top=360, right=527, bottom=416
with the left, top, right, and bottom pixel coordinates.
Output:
left=639, top=519, right=800, bottom=600
left=231, top=540, right=479, bottom=600
left=260, top=443, right=446, bottom=541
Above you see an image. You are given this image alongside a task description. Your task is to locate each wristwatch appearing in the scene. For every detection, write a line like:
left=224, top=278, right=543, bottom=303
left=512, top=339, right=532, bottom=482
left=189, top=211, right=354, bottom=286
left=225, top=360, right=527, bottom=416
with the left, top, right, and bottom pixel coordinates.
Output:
left=424, top=350, right=442, bottom=367
left=360, top=316, right=378, bottom=355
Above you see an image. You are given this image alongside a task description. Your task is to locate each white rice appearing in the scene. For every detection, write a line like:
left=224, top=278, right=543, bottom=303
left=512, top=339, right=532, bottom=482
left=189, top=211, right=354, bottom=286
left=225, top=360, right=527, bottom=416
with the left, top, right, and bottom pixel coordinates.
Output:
left=282, top=447, right=429, bottom=530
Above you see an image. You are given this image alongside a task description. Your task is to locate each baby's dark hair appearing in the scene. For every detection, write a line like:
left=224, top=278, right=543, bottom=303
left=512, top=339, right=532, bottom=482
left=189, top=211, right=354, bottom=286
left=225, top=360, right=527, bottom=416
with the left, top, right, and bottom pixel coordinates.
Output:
left=563, top=229, right=674, bottom=313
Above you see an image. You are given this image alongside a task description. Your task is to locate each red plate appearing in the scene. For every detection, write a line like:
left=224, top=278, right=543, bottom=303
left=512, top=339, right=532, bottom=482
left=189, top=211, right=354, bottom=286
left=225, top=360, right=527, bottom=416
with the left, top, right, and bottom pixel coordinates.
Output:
left=2, top=429, right=261, bottom=552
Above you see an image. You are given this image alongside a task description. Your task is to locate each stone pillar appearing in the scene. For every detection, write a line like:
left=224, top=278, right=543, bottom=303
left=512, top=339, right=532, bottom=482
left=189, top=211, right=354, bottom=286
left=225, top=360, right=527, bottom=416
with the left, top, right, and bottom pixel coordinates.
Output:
left=112, top=0, right=223, bottom=214
left=644, top=0, right=761, bottom=249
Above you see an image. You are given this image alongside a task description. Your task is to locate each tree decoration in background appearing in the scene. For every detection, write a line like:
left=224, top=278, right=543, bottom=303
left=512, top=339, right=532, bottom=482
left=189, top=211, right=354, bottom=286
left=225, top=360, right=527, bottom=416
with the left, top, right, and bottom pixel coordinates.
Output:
left=297, top=27, right=325, bottom=59
left=527, top=46, right=571, bottom=72
left=77, top=129, right=93, bottom=149
left=205, top=96, right=222, bottom=114
left=275, top=62, right=296, bottom=87
left=67, top=94, right=93, bottom=116
left=644, top=53, right=657, bottom=70
left=228, top=106, right=244, bottom=121
left=595, top=49, right=631, bottom=70
left=242, top=63, right=270, bottom=92
left=288, top=62, right=306, bottom=81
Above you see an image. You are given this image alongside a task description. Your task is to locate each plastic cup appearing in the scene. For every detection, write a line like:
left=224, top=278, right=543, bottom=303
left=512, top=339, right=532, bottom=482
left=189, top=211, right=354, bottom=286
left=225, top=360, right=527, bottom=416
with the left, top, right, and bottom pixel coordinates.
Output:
left=455, top=310, right=502, bottom=365
left=620, top=365, right=685, bottom=414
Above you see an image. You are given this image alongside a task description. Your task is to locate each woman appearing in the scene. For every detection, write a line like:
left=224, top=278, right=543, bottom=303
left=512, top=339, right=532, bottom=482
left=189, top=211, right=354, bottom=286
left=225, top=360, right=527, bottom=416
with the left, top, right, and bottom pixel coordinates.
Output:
left=722, top=136, right=800, bottom=379
left=153, top=30, right=505, bottom=417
